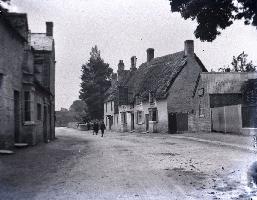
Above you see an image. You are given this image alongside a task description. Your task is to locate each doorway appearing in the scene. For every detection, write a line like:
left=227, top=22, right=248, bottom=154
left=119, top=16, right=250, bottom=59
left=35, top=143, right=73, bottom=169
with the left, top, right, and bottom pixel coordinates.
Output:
left=145, top=114, right=149, bottom=131
left=43, top=106, right=48, bottom=142
left=131, top=113, right=134, bottom=131
left=168, top=113, right=177, bottom=134
left=109, top=116, right=113, bottom=130
left=14, top=90, right=20, bottom=143
left=168, top=113, right=188, bottom=134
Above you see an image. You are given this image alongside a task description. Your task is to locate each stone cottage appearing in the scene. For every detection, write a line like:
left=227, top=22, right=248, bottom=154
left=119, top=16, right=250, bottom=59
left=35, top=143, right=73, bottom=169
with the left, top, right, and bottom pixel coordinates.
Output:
left=104, top=40, right=207, bottom=134
left=190, top=72, right=257, bottom=135
left=0, top=10, right=55, bottom=149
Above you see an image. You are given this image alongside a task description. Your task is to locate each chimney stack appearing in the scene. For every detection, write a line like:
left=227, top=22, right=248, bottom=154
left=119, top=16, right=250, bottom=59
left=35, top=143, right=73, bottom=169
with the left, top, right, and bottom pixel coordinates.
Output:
left=118, top=60, right=124, bottom=72
left=117, top=60, right=124, bottom=82
left=184, top=40, right=194, bottom=56
left=130, top=56, right=137, bottom=71
left=147, top=48, right=154, bottom=62
left=46, top=21, right=53, bottom=36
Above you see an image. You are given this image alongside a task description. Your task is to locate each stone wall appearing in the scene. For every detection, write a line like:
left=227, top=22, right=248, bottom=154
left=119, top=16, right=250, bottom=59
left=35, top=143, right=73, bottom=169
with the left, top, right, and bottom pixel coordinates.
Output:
left=167, top=56, right=203, bottom=114
left=0, top=17, right=24, bottom=148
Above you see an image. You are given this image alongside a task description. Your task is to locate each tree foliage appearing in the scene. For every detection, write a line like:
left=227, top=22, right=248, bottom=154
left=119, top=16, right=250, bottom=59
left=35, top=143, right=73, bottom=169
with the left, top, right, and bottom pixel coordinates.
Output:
left=219, top=51, right=256, bottom=72
left=0, top=0, right=9, bottom=12
left=169, top=0, right=257, bottom=41
left=79, top=46, right=113, bottom=120
left=69, top=100, right=87, bottom=112
left=69, top=100, right=89, bottom=122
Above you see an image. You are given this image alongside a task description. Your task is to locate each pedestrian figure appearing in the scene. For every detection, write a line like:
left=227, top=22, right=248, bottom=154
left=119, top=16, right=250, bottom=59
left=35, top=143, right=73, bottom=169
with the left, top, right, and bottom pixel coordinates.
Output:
left=100, top=121, right=106, bottom=137
left=93, top=121, right=99, bottom=135
left=87, top=122, right=91, bottom=131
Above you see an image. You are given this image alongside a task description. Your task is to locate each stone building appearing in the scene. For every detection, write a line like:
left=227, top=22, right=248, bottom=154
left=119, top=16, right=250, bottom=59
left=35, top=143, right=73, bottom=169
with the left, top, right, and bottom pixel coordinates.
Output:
left=0, top=11, right=55, bottom=149
left=190, top=72, right=257, bottom=135
left=104, top=40, right=207, bottom=134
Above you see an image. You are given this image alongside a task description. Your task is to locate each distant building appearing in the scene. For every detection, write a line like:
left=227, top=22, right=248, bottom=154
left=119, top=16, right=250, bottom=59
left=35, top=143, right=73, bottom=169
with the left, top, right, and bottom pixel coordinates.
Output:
left=104, top=40, right=207, bottom=134
left=0, top=11, right=55, bottom=148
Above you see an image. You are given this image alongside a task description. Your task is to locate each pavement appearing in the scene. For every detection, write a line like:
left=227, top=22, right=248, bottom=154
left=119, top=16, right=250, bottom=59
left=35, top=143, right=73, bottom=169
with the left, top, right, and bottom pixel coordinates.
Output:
left=0, top=127, right=256, bottom=200
left=167, top=132, right=257, bottom=153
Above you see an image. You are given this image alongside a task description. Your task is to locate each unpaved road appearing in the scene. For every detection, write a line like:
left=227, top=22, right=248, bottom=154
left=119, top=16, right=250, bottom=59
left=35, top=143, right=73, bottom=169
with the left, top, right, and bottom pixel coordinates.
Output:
left=0, top=128, right=256, bottom=200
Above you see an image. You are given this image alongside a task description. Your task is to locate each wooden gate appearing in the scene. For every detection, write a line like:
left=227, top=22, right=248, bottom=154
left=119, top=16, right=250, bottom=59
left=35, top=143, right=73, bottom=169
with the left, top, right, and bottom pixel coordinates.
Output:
left=176, top=113, right=188, bottom=132
left=168, top=113, right=188, bottom=134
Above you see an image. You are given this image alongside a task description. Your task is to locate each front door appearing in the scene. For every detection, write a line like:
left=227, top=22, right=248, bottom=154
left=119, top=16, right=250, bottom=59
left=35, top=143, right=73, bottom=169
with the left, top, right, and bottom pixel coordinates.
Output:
left=145, top=114, right=149, bottom=131
left=131, top=113, right=134, bottom=131
left=109, top=116, right=113, bottom=130
left=43, top=106, right=48, bottom=142
left=168, top=113, right=177, bottom=134
left=14, top=91, right=20, bottom=143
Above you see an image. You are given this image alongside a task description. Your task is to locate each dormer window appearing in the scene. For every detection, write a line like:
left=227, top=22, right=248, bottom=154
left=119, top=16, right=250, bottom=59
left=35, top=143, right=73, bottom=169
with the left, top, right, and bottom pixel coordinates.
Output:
left=149, top=91, right=155, bottom=104
left=135, top=95, right=142, bottom=105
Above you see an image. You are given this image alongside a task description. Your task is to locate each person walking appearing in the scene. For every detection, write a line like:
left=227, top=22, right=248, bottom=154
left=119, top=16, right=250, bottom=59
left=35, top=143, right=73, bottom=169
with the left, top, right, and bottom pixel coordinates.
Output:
left=100, top=121, right=106, bottom=137
left=87, top=122, right=91, bottom=131
left=93, top=121, right=99, bottom=135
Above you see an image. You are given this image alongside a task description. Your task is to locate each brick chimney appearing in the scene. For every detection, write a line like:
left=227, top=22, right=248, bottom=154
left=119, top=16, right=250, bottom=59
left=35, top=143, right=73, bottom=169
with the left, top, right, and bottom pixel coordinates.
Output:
left=117, top=60, right=125, bottom=82
left=184, top=40, right=194, bottom=56
left=147, top=48, right=154, bottom=62
left=118, top=60, right=124, bottom=72
left=46, top=22, right=53, bottom=36
left=130, top=56, right=137, bottom=71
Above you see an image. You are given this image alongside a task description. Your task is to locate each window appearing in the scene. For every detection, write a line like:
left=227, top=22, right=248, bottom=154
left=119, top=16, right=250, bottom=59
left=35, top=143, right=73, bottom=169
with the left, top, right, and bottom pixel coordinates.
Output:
left=198, top=88, right=204, bottom=97
left=24, top=91, right=31, bottom=121
left=111, top=101, right=113, bottom=111
left=136, top=111, right=143, bottom=124
left=37, top=103, right=42, bottom=120
left=135, top=95, right=142, bottom=105
left=121, top=112, right=127, bottom=124
left=117, top=115, right=119, bottom=124
left=149, top=108, right=158, bottom=122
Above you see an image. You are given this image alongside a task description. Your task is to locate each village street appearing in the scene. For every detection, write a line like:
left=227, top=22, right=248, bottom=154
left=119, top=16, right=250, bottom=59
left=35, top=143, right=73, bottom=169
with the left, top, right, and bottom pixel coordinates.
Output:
left=0, top=128, right=256, bottom=200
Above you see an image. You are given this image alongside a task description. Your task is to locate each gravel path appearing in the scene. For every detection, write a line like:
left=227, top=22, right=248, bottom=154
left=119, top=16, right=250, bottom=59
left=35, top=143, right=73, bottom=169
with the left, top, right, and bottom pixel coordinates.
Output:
left=0, top=127, right=256, bottom=199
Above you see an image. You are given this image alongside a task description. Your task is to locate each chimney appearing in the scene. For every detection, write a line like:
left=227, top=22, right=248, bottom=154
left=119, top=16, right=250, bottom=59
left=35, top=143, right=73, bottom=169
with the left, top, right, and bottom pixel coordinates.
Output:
left=130, top=56, right=137, bottom=71
left=46, top=21, right=53, bottom=36
left=117, top=60, right=124, bottom=82
left=111, top=73, right=117, bottom=86
left=118, top=60, right=124, bottom=72
left=147, top=48, right=154, bottom=62
left=184, top=40, right=194, bottom=56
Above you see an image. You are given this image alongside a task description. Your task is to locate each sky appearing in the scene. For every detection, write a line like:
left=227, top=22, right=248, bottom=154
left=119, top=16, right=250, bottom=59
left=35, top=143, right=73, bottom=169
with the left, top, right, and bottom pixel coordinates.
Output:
left=10, top=0, right=257, bottom=110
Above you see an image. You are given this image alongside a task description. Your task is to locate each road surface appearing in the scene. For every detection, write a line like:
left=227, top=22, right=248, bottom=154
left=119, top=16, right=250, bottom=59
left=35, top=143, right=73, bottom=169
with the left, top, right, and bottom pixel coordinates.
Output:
left=0, top=128, right=256, bottom=200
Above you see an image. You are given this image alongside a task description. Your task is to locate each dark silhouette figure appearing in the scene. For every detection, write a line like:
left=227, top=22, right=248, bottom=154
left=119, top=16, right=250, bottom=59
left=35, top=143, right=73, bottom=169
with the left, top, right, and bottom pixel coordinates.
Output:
left=87, top=122, right=91, bottom=131
left=93, top=121, right=99, bottom=135
left=100, top=121, right=106, bottom=137
left=247, top=161, right=257, bottom=188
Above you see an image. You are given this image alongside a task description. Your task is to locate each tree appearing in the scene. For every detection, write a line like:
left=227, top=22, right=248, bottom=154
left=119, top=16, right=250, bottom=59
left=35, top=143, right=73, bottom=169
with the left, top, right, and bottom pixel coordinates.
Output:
left=79, top=46, right=113, bottom=120
left=0, top=0, right=9, bottom=13
left=69, top=100, right=87, bottom=112
left=219, top=51, right=256, bottom=72
left=69, top=100, right=89, bottom=122
left=169, top=0, right=257, bottom=42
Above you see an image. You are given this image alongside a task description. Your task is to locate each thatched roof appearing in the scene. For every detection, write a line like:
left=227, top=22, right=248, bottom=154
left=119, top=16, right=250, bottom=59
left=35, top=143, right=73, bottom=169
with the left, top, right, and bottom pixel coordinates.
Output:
left=105, top=51, right=206, bottom=103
